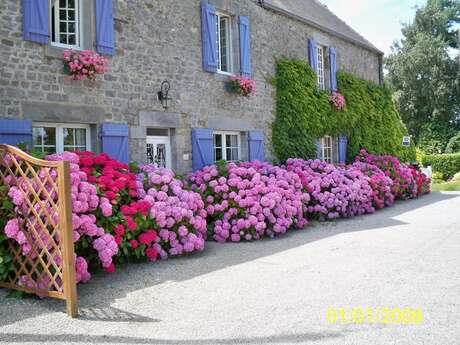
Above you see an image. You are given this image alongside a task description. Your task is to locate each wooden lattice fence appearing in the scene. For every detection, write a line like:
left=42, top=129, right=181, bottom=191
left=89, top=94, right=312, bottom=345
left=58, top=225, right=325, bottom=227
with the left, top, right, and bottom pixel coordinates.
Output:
left=0, top=144, right=77, bottom=317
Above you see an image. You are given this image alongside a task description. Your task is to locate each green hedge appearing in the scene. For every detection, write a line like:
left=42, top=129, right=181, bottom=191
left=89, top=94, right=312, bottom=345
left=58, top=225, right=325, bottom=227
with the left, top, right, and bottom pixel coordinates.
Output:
left=421, top=152, right=460, bottom=179
left=445, top=132, right=460, bottom=153
left=272, top=59, right=416, bottom=163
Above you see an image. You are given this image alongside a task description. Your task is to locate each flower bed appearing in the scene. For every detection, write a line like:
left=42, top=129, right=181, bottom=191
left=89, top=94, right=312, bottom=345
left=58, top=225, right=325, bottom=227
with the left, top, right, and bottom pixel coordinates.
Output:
left=0, top=148, right=430, bottom=289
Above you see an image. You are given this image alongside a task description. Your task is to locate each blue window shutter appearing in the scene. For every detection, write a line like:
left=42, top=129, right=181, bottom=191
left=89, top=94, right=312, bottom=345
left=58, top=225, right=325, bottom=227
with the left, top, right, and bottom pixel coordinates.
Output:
left=239, top=16, right=252, bottom=78
left=248, top=131, right=264, bottom=162
left=308, top=38, right=317, bottom=72
left=0, top=119, right=32, bottom=147
left=339, top=135, right=348, bottom=164
left=22, top=0, right=49, bottom=44
left=329, top=47, right=338, bottom=91
left=101, top=123, right=129, bottom=163
left=95, top=0, right=115, bottom=55
left=192, top=128, right=214, bottom=171
left=316, top=138, right=322, bottom=160
left=201, top=1, right=218, bottom=73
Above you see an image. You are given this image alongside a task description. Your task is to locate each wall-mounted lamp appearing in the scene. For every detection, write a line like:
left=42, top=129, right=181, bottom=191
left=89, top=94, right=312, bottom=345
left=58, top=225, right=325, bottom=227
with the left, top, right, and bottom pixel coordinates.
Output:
left=158, top=80, right=171, bottom=110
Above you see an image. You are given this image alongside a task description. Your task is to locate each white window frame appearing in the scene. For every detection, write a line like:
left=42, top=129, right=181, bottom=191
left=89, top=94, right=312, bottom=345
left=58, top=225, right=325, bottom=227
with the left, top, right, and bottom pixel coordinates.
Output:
left=215, top=12, right=233, bottom=75
left=49, top=0, right=82, bottom=49
left=213, top=131, right=241, bottom=162
left=316, top=45, right=325, bottom=90
left=321, top=135, right=335, bottom=164
left=33, top=122, right=91, bottom=154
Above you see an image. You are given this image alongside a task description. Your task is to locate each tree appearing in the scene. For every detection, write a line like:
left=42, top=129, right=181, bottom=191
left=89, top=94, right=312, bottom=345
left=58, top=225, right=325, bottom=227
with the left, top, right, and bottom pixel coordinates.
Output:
left=386, top=0, right=460, bottom=153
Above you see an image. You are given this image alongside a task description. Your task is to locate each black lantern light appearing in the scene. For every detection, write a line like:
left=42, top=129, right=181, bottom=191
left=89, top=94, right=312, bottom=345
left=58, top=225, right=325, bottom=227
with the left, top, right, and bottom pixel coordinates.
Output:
left=158, top=80, right=171, bottom=110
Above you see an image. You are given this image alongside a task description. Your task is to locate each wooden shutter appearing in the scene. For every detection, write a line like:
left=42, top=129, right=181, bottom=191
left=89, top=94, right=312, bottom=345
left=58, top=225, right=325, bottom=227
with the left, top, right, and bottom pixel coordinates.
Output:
left=95, top=0, right=115, bottom=55
left=338, top=136, right=348, bottom=164
left=101, top=123, right=129, bottom=163
left=248, top=131, right=264, bottom=162
left=201, top=1, right=218, bottom=73
left=329, top=47, right=338, bottom=91
left=22, top=0, right=49, bottom=44
left=308, top=38, right=317, bottom=72
left=239, top=16, right=252, bottom=78
left=192, top=128, right=214, bottom=171
left=316, top=138, right=322, bottom=160
left=0, top=119, right=33, bottom=146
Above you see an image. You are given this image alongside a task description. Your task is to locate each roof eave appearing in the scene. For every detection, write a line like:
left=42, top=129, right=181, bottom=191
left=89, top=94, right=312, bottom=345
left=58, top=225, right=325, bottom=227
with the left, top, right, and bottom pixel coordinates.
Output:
left=258, top=0, right=384, bottom=56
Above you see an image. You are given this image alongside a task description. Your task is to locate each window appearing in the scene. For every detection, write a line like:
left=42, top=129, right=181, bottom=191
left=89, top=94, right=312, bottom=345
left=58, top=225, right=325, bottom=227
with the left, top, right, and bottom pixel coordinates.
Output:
left=316, top=45, right=325, bottom=89
left=33, top=123, right=90, bottom=154
left=50, top=0, right=81, bottom=49
left=214, top=132, right=240, bottom=162
left=215, top=13, right=232, bottom=74
left=320, top=136, right=339, bottom=164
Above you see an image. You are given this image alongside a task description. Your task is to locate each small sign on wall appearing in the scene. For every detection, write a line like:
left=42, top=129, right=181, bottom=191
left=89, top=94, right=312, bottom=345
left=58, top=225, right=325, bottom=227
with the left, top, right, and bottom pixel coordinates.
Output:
left=402, top=136, right=411, bottom=147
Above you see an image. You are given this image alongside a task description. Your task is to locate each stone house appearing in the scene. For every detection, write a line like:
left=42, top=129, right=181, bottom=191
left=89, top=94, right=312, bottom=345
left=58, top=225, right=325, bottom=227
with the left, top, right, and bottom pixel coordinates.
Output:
left=0, top=0, right=383, bottom=173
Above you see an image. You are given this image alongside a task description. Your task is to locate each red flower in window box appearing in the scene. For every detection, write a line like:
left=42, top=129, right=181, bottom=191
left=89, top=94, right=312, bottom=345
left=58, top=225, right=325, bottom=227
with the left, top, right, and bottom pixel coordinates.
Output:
left=62, top=49, right=109, bottom=81
left=226, top=76, right=256, bottom=97
left=329, top=91, right=346, bottom=111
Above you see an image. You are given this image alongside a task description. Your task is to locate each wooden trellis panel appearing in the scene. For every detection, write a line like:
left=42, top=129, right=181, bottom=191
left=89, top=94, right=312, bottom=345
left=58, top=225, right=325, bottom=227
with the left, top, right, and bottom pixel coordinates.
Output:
left=0, top=145, right=77, bottom=317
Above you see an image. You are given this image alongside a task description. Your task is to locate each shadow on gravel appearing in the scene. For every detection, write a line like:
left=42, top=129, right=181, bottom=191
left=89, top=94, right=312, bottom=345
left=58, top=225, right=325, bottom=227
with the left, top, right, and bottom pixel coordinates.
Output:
left=0, top=330, right=345, bottom=344
left=1, top=192, right=458, bottom=327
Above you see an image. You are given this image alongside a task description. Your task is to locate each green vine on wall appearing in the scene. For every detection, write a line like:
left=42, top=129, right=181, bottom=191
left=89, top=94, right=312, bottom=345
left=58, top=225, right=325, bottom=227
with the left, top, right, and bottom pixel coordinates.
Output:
left=272, top=58, right=416, bottom=163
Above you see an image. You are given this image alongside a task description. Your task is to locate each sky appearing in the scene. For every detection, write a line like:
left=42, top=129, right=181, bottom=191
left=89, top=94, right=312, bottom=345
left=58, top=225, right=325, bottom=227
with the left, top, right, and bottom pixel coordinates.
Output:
left=320, top=0, right=427, bottom=56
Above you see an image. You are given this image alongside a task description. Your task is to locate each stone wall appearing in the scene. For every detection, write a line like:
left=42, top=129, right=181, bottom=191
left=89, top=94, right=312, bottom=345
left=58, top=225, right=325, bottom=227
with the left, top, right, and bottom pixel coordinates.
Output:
left=0, top=0, right=381, bottom=173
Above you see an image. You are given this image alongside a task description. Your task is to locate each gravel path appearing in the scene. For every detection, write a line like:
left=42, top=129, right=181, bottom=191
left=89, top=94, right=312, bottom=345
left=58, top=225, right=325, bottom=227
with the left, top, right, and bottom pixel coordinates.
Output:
left=1, top=191, right=459, bottom=345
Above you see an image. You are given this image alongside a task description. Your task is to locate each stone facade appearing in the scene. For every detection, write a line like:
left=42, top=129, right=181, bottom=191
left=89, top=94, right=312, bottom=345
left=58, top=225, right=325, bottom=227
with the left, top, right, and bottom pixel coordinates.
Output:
left=0, top=0, right=382, bottom=173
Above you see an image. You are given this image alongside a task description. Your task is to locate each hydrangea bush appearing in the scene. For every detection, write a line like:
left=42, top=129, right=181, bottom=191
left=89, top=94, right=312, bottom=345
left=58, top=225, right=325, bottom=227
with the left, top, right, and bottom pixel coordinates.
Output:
left=350, top=161, right=395, bottom=209
left=356, top=149, right=430, bottom=199
left=285, top=159, right=374, bottom=220
left=73, top=152, right=207, bottom=265
left=189, top=161, right=309, bottom=242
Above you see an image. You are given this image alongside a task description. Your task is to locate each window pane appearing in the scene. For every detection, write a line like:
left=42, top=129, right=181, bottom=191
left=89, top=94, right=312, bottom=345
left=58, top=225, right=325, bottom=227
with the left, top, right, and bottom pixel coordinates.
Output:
left=226, top=148, right=232, bottom=161
left=216, top=18, right=220, bottom=70
left=60, top=0, right=66, bottom=8
left=220, top=17, right=228, bottom=72
left=68, top=10, right=75, bottom=21
left=60, top=21, right=67, bottom=33
left=43, top=127, right=56, bottom=146
left=60, top=10, right=66, bottom=19
left=214, top=134, right=222, bottom=148
left=74, top=128, right=86, bottom=147
left=68, top=22, right=75, bottom=34
left=226, top=134, right=237, bottom=147
left=147, top=128, right=169, bottom=137
left=33, top=128, right=43, bottom=146
left=231, top=148, right=239, bottom=161
left=215, top=147, right=223, bottom=161
left=60, top=34, right=67, bottom=44
left=68, top=35, right=76, bottom=45
left=68, top=0, right=75, bottom=8
left=33, top=127, right=56, bottom=154
left=63, top=128, right=74, bottom=146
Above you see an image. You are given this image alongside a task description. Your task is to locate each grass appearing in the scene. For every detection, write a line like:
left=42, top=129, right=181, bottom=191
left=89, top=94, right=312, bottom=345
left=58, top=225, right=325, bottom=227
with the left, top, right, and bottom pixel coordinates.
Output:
left=431, top=180, right=460, bottom=192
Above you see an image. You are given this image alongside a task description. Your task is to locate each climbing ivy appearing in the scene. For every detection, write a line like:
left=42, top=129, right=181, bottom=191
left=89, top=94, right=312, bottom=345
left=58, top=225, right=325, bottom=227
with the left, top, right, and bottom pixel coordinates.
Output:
left=272, top=58, right=416, bottom=163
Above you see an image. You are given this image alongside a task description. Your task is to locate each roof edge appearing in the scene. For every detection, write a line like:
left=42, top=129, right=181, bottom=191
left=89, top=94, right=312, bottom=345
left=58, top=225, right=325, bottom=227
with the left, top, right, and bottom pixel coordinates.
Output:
left=257, top=0, right=384, bottom=55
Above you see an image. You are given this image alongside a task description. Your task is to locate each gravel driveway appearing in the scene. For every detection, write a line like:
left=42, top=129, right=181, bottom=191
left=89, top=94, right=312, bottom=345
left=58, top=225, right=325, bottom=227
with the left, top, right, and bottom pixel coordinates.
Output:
left=1, top=191, right=459, bottom=345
